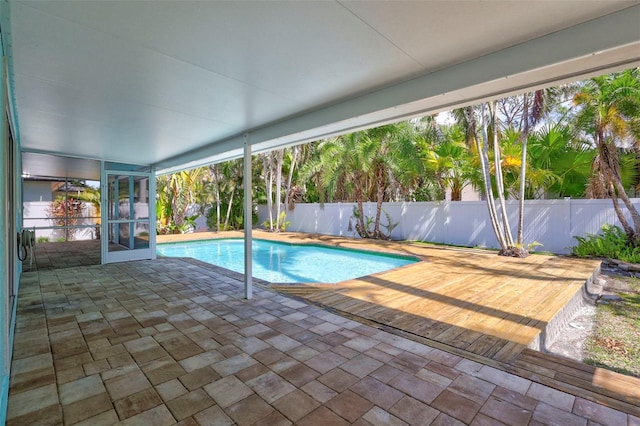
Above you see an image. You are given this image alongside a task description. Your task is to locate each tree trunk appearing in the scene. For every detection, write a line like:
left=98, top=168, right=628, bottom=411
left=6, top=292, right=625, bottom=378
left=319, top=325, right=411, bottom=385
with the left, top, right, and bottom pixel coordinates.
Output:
left=213, top=165, right=221, bottom=232
left=170, top=175, right=186, bottom=228
left=490, top=102, right=515, bottom=248
left=275, top=149, right=284, bottom=231
left=463, top=106, right=478, bottom=149
left=263, top=154, right=274, bottom=231
left=451, top=183, right=462, bottom=202
left=373, top=165, right=385, bottom=239
left=478, top=103, right=509, bottom=252
left=285, top=146, right=298, bottom=211
left=437, top=176, right=446, bottom=201
left=354, top=178, right=368, bottom=238
left=224, top=188, right=235, bottom=231
left=607, top=181, right=633, bottom=231
left=610, top=170, right=640, bottom=244
left=517, top=93, right=529, bottom=245
left=599, top=134, right=640, bottom=244
left=479, top=136, right=506, bottom=249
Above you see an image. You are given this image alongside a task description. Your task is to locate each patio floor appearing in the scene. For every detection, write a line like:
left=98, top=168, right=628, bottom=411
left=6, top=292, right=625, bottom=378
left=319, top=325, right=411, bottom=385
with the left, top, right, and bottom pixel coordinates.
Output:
left=7, top=235, right=640, bottom=424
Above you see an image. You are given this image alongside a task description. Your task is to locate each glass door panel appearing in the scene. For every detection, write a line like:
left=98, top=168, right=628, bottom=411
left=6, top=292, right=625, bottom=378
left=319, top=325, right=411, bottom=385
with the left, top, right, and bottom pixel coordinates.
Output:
left=102, top=164, right=154, bottom=263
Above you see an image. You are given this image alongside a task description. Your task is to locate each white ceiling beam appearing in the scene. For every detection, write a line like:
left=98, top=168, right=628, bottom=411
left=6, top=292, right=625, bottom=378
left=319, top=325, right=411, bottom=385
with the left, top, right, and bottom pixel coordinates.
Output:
left=156, top=5, right=640, bottom=174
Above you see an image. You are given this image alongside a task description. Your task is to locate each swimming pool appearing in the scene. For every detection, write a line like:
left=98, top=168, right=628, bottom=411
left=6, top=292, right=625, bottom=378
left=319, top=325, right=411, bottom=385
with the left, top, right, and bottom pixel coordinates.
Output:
left=156, top=238, right=417, bottom=284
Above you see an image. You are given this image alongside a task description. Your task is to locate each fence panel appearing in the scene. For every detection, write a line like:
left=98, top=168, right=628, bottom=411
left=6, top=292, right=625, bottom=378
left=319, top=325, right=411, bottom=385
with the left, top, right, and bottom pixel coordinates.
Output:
left=259, top=198, right=640, bottom=254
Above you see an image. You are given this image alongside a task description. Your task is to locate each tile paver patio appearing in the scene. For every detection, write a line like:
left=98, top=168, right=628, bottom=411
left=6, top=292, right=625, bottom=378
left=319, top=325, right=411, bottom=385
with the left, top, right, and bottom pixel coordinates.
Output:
left=7, top=255, right=640, bottom=425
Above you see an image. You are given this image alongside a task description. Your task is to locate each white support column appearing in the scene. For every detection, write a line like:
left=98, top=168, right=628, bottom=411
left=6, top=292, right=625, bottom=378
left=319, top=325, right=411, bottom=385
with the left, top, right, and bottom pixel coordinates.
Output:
left=100, top=161, right=107, bottom=265
left=243, top=133, right=253, bottom=299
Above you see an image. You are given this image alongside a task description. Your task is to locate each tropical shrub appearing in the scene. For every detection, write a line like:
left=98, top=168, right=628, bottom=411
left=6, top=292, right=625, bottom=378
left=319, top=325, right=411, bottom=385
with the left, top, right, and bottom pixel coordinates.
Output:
left=351, top=207, right=398, bottom=240
left=262, top=211, right=290, bottom=232
left=573, top=224, right=640, bottom=263
left=156, top=168, right=206, bottom=234
left=206, top=203, right=248, bottom=231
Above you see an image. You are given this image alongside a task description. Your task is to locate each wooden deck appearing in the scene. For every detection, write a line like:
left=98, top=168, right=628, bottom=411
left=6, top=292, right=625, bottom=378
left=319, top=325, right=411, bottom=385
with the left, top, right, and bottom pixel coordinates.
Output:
left=508, top=349, right=640, bottom=415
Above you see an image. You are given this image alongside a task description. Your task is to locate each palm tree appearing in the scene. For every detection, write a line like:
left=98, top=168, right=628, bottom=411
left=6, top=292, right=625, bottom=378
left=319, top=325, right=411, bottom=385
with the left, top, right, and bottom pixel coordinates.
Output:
left=261, top=152, right=274, bottom=230
left=300, top=123, right=420, bottom=239
left=284, top=146, right=299, bottom=210
left=418, top=124, right=476, bottom=201
left=456, top=90, right=567, bottom=256
left=573, top=69, right=640, bottom=244
left=470, top=101, right=531, bottom=256
left=365, top=123, right=422, bottom=238
left=491, top=88, right=565, bottom=250
left=220, top=159, right=244, bottom=230
left=156, top=167, right=206, bottom=233
left=497, top=128, right=558, bottom=200
left=261, top=149, right=286, bottom=232
left=308, top=132, right=370, bottom=235
left=489, top=102, right=516, bottom=251
left=76, top=185, right=101, bottom=221
left=156, top=176, right=173, bottom=234
left=454, top=103, right=511, bottom=252
left=209, top=164, right=222, bottom=231
left=527, top=124, right=592, bottom=198
left=76, top=185, right=102, bottom=238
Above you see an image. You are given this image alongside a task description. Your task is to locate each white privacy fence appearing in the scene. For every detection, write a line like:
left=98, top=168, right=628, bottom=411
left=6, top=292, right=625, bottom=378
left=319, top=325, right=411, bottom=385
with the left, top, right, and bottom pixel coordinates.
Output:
left=257, top=198, right=640, bottom=254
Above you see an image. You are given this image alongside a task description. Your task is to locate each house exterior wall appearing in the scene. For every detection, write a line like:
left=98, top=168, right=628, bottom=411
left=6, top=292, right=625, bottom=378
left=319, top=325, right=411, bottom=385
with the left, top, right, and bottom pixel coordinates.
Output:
left=258, top=198, right=640, bottom=255
left=22, top=181, right=53, bottom=202
left=0, top=53, right=8, bottom=426
left=0, top=19, right=21, bottom=421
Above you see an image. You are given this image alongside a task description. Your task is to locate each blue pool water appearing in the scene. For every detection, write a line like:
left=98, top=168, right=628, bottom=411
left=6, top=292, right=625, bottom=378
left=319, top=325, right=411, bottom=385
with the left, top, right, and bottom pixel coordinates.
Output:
left=157, top=238, right=417, bottom=284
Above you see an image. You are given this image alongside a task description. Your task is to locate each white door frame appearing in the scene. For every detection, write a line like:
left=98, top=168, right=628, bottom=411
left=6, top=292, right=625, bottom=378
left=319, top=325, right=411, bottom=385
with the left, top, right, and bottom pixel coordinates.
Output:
left=101, top=163, right=156, bottom=264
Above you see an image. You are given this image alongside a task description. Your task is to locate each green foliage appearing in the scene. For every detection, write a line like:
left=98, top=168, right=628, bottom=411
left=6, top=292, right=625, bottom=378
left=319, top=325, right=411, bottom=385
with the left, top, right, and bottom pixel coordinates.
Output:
left=351, top=206, right=397, bottom=240
left=572, top=224, right=640, bottom=263
left=352, top=206, right=375, bottom=239
left=416, top=123, right=478, bottom=201
left=155, top=70, right=640, bottom=244
left=572, top=69, right=640, bottom=199
left=527, top=124, right=593, bottom=198
left=206, top=201, right=248, bottom=231
left=300, top=123, right=421, bottom=237
left=381, top=209, right=399, bottom=237
left=172, top=214, right=199, bottom=234
left=76, top=186, right=101, bottom=222
left=515, top=241, right=543, bottom=253
left=207, top=207, right=227, bottom=231
left=156, top=168, right=206, bottom=234
left=262, top=211, right=290, bottom=232
left=36, top=236, right=50, bottom=243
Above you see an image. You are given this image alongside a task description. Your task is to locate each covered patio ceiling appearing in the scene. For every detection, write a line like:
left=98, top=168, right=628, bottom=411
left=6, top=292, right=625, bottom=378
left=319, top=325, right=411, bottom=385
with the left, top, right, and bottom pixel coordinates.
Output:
left=6, top=1, right=640, bottom=177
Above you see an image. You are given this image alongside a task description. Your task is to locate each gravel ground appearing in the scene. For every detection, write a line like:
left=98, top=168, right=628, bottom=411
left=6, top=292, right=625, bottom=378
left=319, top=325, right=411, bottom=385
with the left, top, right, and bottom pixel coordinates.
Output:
left=546, top=304, right=597, bottom=361
left=546, top=267, right=638, bottom=361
